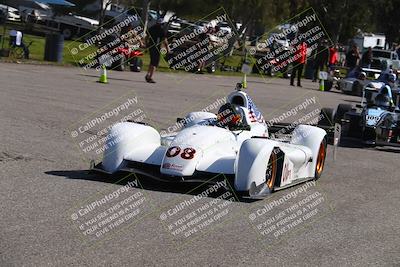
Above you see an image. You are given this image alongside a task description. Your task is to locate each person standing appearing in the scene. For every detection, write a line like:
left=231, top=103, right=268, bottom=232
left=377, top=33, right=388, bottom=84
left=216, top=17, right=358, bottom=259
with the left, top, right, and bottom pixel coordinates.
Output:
left=361, top=47, right=372, bottom=68
left=290, top=42, right=307, bottom=87
left=9, top=30, right=29, bottom=59
left=145, top=19, right=169, bottom=83
left=312, top=40, right=329, bottom=82
left=345, top=44, right=360, bottom=74
left=395, top=44, right=400, bottom=59
left=328, top=44, right=338, bottom=71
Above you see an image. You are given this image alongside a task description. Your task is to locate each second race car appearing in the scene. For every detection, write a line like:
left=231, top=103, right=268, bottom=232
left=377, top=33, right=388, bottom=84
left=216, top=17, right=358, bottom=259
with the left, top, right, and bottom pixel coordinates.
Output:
left=319, top=83, right=400, bottom=147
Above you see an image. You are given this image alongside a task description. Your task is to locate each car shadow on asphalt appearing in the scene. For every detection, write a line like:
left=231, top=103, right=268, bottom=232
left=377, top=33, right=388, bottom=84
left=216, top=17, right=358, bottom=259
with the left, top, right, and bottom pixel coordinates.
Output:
left=341, top=99, right=360, bottom=104
left=292, top=85, right=341, bottom=93
left=44, top=170, right=252, bottom=202
left=375, top=147, right=400, bottom=153
left=339, top=138, right=400, bottom=153
left=339, top=138, right=365, bottom=148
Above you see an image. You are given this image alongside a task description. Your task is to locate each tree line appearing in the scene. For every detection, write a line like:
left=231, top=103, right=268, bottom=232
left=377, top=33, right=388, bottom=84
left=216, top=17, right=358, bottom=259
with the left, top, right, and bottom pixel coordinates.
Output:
left=72, top=0, right=400, bottom=46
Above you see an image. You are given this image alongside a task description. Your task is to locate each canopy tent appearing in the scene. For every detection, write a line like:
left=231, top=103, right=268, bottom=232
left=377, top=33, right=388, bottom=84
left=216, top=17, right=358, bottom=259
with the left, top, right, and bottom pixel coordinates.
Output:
left=27, top=0, right=75, bottom=7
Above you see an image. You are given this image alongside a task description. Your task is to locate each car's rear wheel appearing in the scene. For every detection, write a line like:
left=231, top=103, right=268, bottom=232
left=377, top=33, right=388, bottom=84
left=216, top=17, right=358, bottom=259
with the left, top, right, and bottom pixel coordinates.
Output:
left=265, top=153, right=278, bottom=192
left=314, top=138, right=327, bottom=180
left=324, top=80, right=333, bottom=91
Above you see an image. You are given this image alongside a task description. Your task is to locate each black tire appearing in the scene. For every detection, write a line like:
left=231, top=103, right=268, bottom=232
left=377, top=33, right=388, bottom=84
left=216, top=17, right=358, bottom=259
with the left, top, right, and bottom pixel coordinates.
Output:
left=314, top=138, right=327, bottom=180
left=130, top=58, right=142, bottom=72
left=334, top=104, right=352, bottom=123
left=252, top=63, right=260, bottom=74
left=282, top=65, right=291, bottom=78
left=352, top=80, right=363, bottom=96
left=318, top=108, right=335, bottom=127
left=112, top=56, right=125, bottom=71
left=206, top=62, right=216, bottom=73
left=61, top=27, right=74, bottom=40
left=336, top=81, right=341, bottom=91
left=324, top=80, right=333, bottom=91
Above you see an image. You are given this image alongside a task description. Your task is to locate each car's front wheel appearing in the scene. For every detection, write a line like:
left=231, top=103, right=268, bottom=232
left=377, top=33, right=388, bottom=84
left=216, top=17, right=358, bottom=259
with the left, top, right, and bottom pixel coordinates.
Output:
left=241, top=152, right=278, bottom=198
left=334, top=104, right=352, bottom=123
left=265, top=153, right=278, bottom=192
left=314, top=138, right=327, bottom=180
left=318, top=108, right=335, bottom=127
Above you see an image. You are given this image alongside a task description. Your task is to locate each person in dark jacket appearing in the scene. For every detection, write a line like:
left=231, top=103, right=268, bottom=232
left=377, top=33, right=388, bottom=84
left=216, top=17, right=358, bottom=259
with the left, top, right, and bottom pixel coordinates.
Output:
left=312, top=40, right=329, bottom=82
left=145, top=19, right=169, bottom=83
left=361, top=47, right=372, bottom=68
left=345, top=44, right=360, bottom=74
left=290, top=42, right=307, bottom=87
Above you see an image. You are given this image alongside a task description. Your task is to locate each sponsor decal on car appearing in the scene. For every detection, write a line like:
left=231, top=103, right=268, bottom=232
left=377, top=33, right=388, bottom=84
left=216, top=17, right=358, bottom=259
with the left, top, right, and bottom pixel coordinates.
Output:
left=162, top=163, right=184, bottom=171
left=281, top=157, right=294, bottom=187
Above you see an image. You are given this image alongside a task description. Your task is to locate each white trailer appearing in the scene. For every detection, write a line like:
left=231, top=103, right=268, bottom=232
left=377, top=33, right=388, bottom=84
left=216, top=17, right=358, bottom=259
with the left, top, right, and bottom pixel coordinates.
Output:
left=353, top=33, right=386, bottom=49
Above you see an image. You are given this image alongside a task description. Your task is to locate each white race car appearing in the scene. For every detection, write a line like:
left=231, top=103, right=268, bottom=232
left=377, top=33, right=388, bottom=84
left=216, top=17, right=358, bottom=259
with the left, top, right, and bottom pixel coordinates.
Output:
left=94, top=83, right=328, bottom=198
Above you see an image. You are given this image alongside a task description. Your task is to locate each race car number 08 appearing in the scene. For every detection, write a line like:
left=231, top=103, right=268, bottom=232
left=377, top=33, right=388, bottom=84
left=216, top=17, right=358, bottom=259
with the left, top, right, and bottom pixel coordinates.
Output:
left=166, top=146, right=196, bottom=159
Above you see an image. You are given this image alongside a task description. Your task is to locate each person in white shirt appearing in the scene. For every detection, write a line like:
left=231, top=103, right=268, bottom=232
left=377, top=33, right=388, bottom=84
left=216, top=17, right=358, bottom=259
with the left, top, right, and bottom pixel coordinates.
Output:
left=9, top=30, right=29, bottom=59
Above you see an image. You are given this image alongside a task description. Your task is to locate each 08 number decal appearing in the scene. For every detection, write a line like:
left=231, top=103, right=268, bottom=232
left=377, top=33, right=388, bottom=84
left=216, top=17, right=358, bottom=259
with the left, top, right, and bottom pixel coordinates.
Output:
left=166, top=146, right=181, bottom=157
left=166, top=146, right=196, bottom=159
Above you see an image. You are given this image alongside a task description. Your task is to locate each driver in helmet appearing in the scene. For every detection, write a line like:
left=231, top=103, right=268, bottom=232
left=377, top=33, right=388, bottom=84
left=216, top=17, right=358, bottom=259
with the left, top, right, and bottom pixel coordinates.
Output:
left=376, top=84, right=396, bottom=109
left=386, top=73, right=397, bottom=89
left=216, top=103, right=247, bottom=130
left=374, top=93, right=392, bottom=109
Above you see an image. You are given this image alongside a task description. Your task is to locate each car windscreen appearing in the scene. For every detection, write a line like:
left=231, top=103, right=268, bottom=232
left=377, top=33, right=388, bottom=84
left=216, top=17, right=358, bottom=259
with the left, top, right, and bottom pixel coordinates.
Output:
left=372, top=50, right=391, bottom=58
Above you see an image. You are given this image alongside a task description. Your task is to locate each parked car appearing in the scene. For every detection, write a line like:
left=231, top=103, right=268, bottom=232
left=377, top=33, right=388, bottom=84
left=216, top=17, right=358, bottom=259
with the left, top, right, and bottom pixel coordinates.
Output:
left=0, top=4, right=21, bottom=22
left=371, top=49, right=400, bottom=70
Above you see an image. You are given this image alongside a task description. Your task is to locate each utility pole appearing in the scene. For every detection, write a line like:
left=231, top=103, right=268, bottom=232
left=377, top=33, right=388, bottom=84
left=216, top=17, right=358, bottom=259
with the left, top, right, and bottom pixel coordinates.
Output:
left=141, top=0, right=151, bottom=35
left=335, top=0, right=348, bottom=43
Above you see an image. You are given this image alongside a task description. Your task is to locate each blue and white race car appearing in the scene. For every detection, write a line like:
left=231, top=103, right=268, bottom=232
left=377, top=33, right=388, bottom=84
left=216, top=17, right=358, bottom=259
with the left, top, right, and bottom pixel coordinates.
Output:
left=324, top=83, right=400, bottom=147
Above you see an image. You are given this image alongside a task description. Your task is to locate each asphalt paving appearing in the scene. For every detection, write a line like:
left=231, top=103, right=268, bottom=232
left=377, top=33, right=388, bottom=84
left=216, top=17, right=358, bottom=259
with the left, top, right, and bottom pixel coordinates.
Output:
left=0, top=62, right=399, bottom=266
